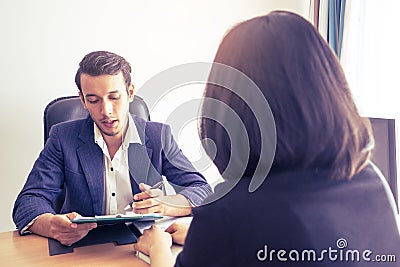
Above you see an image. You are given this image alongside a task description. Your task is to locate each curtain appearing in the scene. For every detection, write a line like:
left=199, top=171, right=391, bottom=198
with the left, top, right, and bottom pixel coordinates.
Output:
left=311, top=0, right=346, bottom=58
left=327, top=0, right=346, bottom=58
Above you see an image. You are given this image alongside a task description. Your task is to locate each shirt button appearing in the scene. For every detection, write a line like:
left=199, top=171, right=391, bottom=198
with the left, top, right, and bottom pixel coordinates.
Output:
left=112, top=192, right=116, bottom=197
left=111, top=167, right=114, bottom=171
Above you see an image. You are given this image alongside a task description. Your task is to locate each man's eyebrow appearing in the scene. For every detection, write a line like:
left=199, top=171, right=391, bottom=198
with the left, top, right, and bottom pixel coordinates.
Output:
left=84, top=90, right=121, bottom=98
left=107, top=90, right=121, bottom=94
left=84, top=93, right=99, bottom=98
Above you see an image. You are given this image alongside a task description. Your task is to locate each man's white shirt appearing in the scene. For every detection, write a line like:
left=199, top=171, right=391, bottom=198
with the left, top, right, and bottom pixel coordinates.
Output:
left=94, top=113, right=142, bottom=215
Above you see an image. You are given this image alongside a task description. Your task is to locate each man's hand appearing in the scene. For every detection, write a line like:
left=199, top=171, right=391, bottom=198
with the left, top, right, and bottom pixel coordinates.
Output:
left=132, top=183, right=192, bottom=216
left=29, top=212, right=97, bottom=246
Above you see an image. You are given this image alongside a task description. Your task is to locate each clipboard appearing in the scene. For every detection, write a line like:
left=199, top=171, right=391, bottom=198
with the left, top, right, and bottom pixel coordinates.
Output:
left=72, top=213, right=163, bottom=225
left=48, top=223, right=138, bottom=256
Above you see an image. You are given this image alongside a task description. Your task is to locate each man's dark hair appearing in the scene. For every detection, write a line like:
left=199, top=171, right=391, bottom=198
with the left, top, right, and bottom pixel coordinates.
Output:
left=75, top=51, right=132, bottom=92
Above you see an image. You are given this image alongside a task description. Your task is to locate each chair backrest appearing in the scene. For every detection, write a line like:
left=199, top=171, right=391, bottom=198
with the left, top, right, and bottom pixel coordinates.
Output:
left=368, top=117, right=398, bottom=210
left=43, top=95, right=150, bottom=144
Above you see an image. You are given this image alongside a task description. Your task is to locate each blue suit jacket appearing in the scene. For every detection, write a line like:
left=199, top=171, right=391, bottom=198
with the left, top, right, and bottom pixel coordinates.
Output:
left=13, top=115, right=211, bottom=231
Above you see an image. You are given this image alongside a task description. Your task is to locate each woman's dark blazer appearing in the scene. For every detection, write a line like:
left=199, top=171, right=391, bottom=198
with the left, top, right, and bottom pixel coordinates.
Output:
left=175, top=164, right=400, bottom=266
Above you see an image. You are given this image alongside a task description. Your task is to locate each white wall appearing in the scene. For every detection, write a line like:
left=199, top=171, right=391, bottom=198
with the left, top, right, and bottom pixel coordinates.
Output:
left=0, top=0, right=309, bottom=233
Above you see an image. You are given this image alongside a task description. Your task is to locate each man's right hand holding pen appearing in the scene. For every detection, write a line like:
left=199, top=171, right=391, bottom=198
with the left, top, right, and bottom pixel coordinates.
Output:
left=129, top=182, right=193, bottom=217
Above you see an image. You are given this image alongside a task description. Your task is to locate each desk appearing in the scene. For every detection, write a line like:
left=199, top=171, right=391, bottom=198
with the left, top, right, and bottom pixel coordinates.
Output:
left=0, top=231, right=148, bottom=267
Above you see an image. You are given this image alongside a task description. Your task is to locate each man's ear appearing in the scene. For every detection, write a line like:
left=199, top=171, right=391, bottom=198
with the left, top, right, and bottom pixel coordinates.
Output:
left=79, top=92, right=88, bottom=109
left=128, top=83, right=135, bottom=103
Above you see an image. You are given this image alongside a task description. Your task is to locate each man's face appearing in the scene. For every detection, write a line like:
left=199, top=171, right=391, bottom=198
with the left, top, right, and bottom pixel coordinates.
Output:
left=79, top=72, right=134, bottom=141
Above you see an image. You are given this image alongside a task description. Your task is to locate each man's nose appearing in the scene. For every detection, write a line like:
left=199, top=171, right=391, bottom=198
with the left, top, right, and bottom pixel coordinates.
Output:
left=101, top=100, right=113, bottom=115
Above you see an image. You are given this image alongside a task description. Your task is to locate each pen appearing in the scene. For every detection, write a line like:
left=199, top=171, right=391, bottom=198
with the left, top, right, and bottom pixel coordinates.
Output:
left=124, top=181, right=165, bottom=211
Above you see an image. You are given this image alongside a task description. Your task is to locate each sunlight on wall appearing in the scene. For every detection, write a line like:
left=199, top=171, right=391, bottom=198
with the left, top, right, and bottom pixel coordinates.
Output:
left=341, top=1, right=400, bottom=119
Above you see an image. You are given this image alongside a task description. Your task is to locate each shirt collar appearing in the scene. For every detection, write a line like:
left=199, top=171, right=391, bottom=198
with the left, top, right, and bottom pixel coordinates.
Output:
left=94, top=113, right=142, bottom=149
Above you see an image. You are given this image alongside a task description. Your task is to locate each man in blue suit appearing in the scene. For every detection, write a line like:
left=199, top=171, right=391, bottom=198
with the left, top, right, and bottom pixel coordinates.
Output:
left=13, top=51, right=212, bottom=246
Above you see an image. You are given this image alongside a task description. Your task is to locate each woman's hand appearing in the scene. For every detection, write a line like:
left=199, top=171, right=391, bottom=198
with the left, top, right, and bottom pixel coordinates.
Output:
left=134, top=225, right=174, bottom=267
left=165, top=221, right=189, bottom=245
left=135, top=225, right=172, bottom=255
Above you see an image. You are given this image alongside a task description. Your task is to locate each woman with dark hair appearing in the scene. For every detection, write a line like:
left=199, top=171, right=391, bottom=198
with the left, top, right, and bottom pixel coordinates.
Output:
left=134, top=11, right=400, bottom=266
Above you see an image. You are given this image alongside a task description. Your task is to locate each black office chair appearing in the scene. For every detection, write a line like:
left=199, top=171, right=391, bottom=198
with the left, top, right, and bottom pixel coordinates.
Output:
left=43, top=95, right=150, bottom=212
left=368, top=117, right=398, bottom=210
left=44, top=95, right=150, bottom=144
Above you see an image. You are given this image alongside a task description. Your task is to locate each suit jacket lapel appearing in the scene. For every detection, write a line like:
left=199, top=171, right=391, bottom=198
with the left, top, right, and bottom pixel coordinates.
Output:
left=128, top=116, right=159, bottom=187
left=128, top=144, right=152, bottom=186
left=77, top=117, right=104, bottom=216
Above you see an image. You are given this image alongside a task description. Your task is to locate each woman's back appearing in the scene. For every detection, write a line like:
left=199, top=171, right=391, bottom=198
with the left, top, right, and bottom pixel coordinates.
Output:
left=176, top=164, right=400, bottom=266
